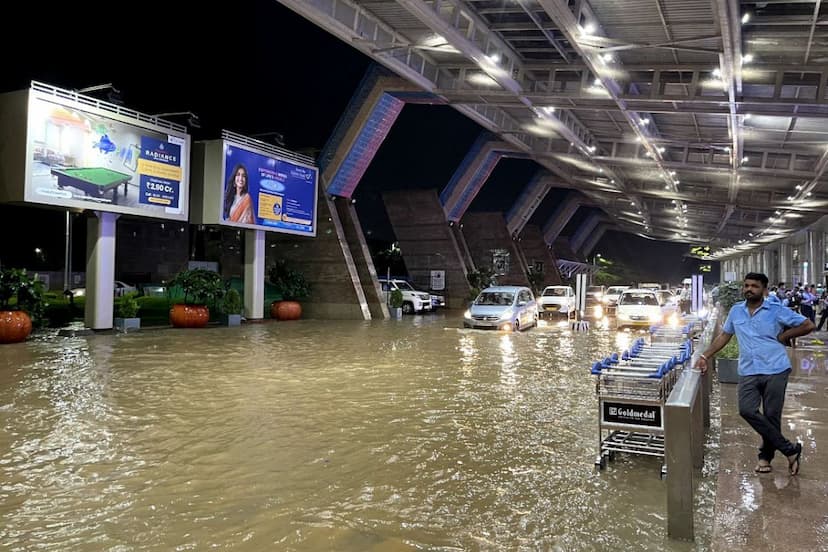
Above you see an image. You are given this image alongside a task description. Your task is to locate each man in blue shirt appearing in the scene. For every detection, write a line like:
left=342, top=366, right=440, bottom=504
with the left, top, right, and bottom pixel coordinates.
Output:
left=696, top=272, right=815, bottom=475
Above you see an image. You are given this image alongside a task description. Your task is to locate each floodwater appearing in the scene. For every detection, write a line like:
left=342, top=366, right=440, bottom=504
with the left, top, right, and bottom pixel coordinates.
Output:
left=0, top=315, right=718, bottom=551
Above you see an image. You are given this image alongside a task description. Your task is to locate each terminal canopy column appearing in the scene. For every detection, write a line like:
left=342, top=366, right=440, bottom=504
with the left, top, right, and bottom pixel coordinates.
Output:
left=581, top=223, right=609, bottom=258
left=570, top=214, right=603, bottom=255
left=505, top=171, right=552, bottom=237
left=542, top=194, right=581, bottom=245
left=439, top=133, right=522, bottom=223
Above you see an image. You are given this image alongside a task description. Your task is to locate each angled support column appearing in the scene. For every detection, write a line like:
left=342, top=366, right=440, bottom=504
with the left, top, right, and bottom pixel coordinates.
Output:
left=570, top=213, right=603, bottom=254
left=581, top=223, right=610, bottom=258
left=440, top=132, right=524, bottom=223
left=779, top=243, right=792, bottom=286
left=506, top=170, right=553, bottom=237
left=320, top=64, right=439, bottom=199
left=543, top=194, right=581, bottom=245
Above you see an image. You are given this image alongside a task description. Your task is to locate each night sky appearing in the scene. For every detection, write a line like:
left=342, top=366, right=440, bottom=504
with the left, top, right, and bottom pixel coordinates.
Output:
left=0, top=0, right=714, bottom=283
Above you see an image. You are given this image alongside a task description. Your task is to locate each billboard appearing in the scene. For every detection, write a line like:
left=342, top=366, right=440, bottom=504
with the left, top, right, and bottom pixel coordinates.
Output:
left=21, top=87, right=190, bottom=221
left=219, top=140, right=317, bottom=236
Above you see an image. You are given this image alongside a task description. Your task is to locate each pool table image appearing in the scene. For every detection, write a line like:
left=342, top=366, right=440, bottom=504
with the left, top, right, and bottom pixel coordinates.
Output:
left=50, top=167, right=133, bottom=204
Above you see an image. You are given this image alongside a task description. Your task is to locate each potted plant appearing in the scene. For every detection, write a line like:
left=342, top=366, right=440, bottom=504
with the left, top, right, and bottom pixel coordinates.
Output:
left=167, top=268, right=226, bottom=328
left=715, top=337, right=740, bottom=384
left=389, top=288, right=403, bottom=319
left=219, top=288, right=243, bottom=327
left=268, top=259, right=310, bottom=321
left=114, top=292, right=141, bottom=332
left=0, top=268, right=44, bottom=343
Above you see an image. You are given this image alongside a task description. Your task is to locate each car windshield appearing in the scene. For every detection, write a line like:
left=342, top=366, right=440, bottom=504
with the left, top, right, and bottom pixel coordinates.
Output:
left=394, top=281, right=415, bottom=291
left=476, top=292, right=515, bottom=306
left=620, top=293, right=659, bottom=306
left=607, top=287, right=626, bottom=295
left=658, top=292, right=674, bottom=303
left=543, top=288, right=567, bottom=297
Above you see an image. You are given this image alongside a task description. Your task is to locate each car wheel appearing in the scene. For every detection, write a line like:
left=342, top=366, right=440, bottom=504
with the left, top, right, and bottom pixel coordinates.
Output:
left=513, top=319, right=520, bottom=332
left=533, top=313, right=538, bottom=328
left=402, top=302, right=414, bottom=315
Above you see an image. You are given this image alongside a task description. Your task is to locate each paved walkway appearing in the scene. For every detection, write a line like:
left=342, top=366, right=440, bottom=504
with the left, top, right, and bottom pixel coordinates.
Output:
left=711, top=333, right=828, bottom=551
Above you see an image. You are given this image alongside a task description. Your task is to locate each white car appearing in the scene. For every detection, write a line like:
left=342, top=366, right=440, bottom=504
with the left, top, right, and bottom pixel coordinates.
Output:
left=537, top=285, right=576, bottom=317
left=616, top=289, right=664, bottom=329
left=602, top=285, right=630, bottom=310
left=70, top=280, right=137, bottom=297
left=379, top=278, right=432, bottom=314
left=463, top=286, right=538, bottom=331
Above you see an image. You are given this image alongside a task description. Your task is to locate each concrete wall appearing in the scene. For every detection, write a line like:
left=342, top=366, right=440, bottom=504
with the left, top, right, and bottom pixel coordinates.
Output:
left=519, top=224, right=563, bottom=286
left=267, top=186, right=371, bottom=319
left=460, top=212, right=530, bottom=287
left=383, top=189, right=470, bottom=309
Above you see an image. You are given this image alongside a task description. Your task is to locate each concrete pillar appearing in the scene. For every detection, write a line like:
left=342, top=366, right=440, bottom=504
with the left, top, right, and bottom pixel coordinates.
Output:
left=581, top=224, right=609, bottom=257
left=762, top=249, right=772, bottom=281
left=506, top=171, right=552, bottom=237
left=244, top=229, right=265, bottom=319
left=779, top=243, right=792, bottom=287
left=570, top=214, right=602, bottom=253
left=807, top=230, right=823, bottom=286
left=85, top=212, right=119, bottom=330
left=543, top=194, right=580, bottom=244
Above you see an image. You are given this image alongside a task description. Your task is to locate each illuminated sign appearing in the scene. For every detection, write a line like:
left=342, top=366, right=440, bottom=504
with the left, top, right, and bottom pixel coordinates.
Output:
left=220, top=141, right=317, bottom=236
left=21, top=89, right=189, bottom=221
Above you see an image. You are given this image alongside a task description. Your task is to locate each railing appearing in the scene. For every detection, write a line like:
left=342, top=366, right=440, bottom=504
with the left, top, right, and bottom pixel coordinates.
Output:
left=664, top=312, right=717, bottom=541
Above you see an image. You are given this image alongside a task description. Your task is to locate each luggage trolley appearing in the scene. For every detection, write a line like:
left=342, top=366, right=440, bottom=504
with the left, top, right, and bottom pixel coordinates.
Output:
left=591, top=338, right=692, bottom=476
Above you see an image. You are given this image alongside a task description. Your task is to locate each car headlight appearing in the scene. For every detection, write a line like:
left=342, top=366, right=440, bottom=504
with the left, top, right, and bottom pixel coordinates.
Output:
left=601, top=296, right=609, bottom=304
left=618, top=313, right=630, bottom=321
left=649, top=312, right=662, bottom=322
left=463, top=309, right=471, bottom=318
left=593, top=305, right=603, bottom=318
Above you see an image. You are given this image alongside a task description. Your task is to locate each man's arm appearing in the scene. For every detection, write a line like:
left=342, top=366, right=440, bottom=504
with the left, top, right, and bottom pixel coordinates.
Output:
left=778, top=318, right=816, bottom=346
left=693, top=331, right=733, bottom=375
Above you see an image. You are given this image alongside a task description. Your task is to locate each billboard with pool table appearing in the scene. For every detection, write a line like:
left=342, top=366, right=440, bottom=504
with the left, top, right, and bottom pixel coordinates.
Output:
left=18, top=85, right=190, bottom=221
left=219, top=139, right=317, bottom=236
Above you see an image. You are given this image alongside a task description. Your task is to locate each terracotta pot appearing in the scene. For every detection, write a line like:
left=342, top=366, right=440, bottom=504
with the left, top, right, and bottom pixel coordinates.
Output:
left=271, top=300, right=302, bottom=321
left=170, top=304, right=210, bottom=328
left=0, top=310, right=33, bottom=344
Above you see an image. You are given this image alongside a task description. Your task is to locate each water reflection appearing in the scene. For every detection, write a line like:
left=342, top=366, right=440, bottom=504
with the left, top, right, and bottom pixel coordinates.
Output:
left=0, top=318, right=714, bottom=551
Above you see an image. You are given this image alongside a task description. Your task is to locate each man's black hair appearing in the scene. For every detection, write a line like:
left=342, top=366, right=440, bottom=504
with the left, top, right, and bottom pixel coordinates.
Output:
left=745, top=272, right=769, bottom=287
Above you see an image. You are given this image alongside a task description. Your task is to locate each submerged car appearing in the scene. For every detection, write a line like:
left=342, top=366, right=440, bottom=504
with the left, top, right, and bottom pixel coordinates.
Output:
left=463, top=286, right=538, bottom=331
left=537, top=285, right=576, bottom=318
left=615, top=288, right=663, bottom=328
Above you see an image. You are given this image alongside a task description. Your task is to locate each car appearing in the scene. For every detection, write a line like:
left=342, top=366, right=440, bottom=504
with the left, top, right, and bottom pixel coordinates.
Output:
left=537, top=285, right=576, bottom=317
left=463, top=285, right=538, bottom=331
left=378, top=278, right=432, bottom=314
left=615, top=288, right=664, bottom=329
left=602, top=285, right=631, bottom=311
left=70, top=280, right=137, bottom=297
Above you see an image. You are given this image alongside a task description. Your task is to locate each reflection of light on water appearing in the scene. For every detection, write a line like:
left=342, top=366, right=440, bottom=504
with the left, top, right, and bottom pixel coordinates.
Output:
left=537, top=319, right=548, bottom=328
left=615, top=331, right=633, bottom=352
left=557, top=320, right=568, bottom=328
left=739, top=475, right=759, bottom=511
left=499, top=335, right=517, bottom=386
left=459, top=335, right=478, bottom=372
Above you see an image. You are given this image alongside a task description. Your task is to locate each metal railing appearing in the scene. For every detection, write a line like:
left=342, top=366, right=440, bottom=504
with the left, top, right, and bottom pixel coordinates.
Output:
left=664, top=311, right=717, bottom=541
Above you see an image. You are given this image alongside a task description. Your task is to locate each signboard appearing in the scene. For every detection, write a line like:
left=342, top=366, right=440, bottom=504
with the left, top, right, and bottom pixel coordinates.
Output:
left=23, top=89, right=189, bottom=221
left=430, top=270, right=445, bottom=291
left=601, top=401, right=663, bottom=429
left=220, top=140, right=317, bottom=236
left=492, top=249, right=510, bottom=276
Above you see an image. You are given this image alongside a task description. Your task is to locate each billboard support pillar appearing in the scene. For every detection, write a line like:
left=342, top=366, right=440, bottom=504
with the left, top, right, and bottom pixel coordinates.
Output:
left=84, top=211, right=118, bottom=330
left=244, top=229, right=265, bottom=319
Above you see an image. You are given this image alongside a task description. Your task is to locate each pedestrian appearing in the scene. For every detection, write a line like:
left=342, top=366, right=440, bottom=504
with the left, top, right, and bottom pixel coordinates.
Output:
left=695, top=272, right=815, bottom=475
left=816, top=291, right=828, bottom=332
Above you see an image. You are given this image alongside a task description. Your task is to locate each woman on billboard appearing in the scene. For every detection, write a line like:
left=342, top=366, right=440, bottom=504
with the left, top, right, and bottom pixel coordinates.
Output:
left=224, top=163, right=254, bottom=223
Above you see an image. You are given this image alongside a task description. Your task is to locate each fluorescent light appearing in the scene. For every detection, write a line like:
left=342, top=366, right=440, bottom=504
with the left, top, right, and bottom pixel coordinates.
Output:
left=741, top=13, right=750, bottom=24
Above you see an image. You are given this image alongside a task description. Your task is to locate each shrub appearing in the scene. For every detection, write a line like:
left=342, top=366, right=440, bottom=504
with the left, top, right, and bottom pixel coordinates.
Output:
left=116, top=293, right=140, bottom=318
left=220, top=288, right=243, bottom=315
left=168, top=268, right=226, bottom=306
left=718, top=337, right=740, bottom=359
left=717, top=281, right=742, bottom=313
left=268, top=260, right=310, bottom=301
left=389, top=289, right=404, bottom=308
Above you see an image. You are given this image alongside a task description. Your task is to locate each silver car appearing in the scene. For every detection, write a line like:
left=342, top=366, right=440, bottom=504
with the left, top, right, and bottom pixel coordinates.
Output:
left=463, top=286, right=539, bottom=331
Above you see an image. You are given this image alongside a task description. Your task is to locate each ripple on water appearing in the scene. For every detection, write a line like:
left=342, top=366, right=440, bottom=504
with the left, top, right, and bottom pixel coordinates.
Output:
left=0, top=320, right=715, bottom=551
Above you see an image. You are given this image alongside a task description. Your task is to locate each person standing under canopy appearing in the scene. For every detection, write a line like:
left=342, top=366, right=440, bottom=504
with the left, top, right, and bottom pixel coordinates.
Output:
left=695, top=272, right=814, bottom=475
